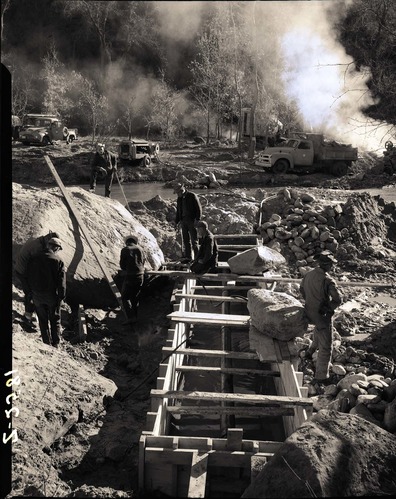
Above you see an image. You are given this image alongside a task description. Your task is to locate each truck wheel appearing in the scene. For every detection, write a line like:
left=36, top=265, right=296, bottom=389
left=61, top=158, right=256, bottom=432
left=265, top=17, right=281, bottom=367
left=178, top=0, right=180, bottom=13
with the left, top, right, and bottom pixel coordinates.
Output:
left=154, top=143, right=160, bottom=154
left=332, top=161, right=348, bottom=177
left=385, top=140, right=393, bottom=151
left=272, top=159, right=289, bottom=174
left=142, top=155, right=151, bottom=167
left=68, top=135, right=75, bottom=143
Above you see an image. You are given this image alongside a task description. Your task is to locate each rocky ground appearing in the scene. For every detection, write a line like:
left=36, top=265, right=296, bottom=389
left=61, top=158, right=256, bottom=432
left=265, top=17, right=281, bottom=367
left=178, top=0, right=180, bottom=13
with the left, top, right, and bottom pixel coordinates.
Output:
left=8, top=137, right=396, bottom=498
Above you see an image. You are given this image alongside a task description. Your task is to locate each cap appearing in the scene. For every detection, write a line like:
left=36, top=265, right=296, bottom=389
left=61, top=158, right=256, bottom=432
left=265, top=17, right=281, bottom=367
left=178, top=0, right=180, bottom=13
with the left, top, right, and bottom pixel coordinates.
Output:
left=125, top=235, right=138, bottom=245
left=48, top=237, right=63, bottom=250
left=196, top=221, right=208, bottom=230
left=316, top=251, right=337, bottom=264
left=173, top=183, right=184, bottom=194
left=47, top=231, right=60, bottom=239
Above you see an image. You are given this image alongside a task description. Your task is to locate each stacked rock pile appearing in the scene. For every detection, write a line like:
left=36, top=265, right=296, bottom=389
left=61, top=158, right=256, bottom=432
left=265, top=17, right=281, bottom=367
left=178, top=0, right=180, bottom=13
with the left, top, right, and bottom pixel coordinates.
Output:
left=300, top=344, right=396, bottom=433
left=259, top=188, right=345, bottom=272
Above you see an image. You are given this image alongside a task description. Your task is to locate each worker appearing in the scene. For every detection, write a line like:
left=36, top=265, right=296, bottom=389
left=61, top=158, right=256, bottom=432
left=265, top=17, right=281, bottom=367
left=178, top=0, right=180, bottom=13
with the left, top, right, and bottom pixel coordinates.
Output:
left=89, top=143, right=118, bottom=198
left=174, top=183, right=202, bottom=263
left=190, top=221, right=218, bottom=275
left=26, top=237, right=66, bottom=348
left=14, top=231, right=60, bottom=325
left=299, top=251, right=342, bottom=385
left=119, top=235, right=146, bottom=325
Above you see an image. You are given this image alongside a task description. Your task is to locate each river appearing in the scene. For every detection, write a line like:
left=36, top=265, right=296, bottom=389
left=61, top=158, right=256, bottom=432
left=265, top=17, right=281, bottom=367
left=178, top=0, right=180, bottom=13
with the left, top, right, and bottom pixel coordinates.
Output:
left=77, top=181, right=396, bottom=204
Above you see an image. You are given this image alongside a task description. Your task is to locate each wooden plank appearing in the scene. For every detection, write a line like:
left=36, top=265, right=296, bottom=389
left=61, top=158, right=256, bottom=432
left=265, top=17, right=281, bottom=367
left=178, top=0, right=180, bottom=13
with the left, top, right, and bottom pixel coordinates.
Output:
left=175, top=293, right=247, bottom=303
left=167, top=406, right=294, bottom=416
left=214, top=234, right=261, bottom=239
left=43, top=155, right=126, bottom=315
left=217, top=244, right=258, bottom=250
left=162, top=347, right=259, bottom=360
left=192, top=285, right=252, bottom=290
left=146, top=270, right=395, bottom=288
left=167, top=311, right=250, bottom=326
left=175, top=366, right=279, bottom=376
left=77, top=304, right=87, bottom=341
left=151, top=389, right=313, bottom=408
left=188, top=452, right=208, bottom=498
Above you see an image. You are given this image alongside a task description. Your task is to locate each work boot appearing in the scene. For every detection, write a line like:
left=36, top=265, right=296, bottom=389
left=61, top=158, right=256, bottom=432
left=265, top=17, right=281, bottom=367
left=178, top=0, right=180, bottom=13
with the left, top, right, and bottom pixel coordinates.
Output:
left=24, top=312, right=37, bottom=323
left=89, top=188, right=95, bottom=193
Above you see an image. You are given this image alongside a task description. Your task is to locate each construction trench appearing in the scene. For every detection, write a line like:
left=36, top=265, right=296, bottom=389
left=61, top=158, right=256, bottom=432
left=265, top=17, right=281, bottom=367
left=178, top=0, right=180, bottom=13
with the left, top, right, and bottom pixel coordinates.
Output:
left=10, top=149, right=396, bottom=498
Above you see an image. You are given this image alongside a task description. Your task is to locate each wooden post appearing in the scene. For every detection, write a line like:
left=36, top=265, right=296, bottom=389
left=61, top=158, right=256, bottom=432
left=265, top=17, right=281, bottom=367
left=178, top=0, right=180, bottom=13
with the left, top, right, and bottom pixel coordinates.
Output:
left=43, top=155, right=127, bottom=318
left=77, top=304, right=87, bottom=342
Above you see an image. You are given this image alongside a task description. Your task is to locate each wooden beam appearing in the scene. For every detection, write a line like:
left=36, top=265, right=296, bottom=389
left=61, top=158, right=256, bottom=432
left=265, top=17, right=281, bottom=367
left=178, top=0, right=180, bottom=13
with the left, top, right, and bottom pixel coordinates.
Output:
left=217, top=244, right=258, bottom=250
left=162, top=347, right=259, bottom=360
left=167, top=406, right=294, bottom=416
left=188, top=452, right=208, bottom=498
left=151, top=389, right=313, bottom=408
left=77, top=304, right=87, bottom=341
left=227, top=428, right=243, bottom=451
left=167, top=311, right=250, bottom=326
left=192, top=285, right=252, bottom=290
left=175, top=366, right=279, bottom=376
left=175, top=293, right=247, bottom=303
left=146, top=270, right=395, bottom=288
left=43, top=155, right=126, bottom=316
left=214, top=234, right=260, bottom=239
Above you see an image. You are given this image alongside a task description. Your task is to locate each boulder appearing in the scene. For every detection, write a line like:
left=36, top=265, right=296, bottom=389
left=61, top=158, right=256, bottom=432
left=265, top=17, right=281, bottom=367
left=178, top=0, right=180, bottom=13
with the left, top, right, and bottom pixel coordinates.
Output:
left=241, top=410, right=396, bottom=498
left=247, top=289, right=308, bottom=341
left=384, top=397, right=396, bottom=433
left=227, top=246, right=286, bottom=275
left=12, top=183, right=164, bottom=308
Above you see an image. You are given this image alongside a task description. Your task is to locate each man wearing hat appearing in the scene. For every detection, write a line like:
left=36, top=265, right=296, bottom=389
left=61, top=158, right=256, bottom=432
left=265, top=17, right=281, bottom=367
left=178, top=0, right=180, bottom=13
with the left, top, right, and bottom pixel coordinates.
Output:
left=89, top=142, right=118, bottom=198
left=14, top=231, right=60, bottom=324
left=26, top=237, right=66, bottom=348
left=174, top=183, right=202, bottom=263
left=300, top=251, right=342, bottom=384
left=190, top=221, right=218, bottom=275
left=119, top=235, right=146, bottom=325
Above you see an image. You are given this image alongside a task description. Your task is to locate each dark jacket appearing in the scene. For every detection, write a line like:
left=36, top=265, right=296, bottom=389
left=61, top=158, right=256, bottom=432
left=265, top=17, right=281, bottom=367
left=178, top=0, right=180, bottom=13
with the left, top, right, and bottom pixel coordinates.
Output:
left=195, top=231, right=218, bottom=266
left=120, top=244, right=146, bottom=277
left=176, top=191, right=202, bottom=223
left=300, top=266, right=341, bottom=317
left=26, top=249, right=66, bottom=303
left=14, top=235, right=48, bottom=275
left=91, top=150, right=117, bottom=173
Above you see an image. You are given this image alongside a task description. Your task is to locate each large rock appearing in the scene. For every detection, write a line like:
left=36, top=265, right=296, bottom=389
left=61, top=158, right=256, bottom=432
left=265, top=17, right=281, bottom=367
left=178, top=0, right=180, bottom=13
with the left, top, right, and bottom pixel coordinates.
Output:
left=12, top=183, right=164, bottom=308
left=227, top=246, right=286, bottom=275
left=242, top=410, right=396, bottom=498
left=247, top=289, right=308, bottom=341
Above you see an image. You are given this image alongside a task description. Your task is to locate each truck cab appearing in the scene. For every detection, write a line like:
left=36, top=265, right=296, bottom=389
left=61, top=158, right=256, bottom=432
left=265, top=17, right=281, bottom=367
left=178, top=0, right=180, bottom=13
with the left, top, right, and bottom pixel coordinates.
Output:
left=255, top=138, right=314, bottom=173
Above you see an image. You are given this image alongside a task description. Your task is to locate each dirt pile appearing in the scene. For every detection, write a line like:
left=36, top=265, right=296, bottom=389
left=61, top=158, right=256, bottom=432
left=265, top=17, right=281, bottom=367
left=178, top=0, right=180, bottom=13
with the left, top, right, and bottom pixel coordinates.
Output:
left=242, top=410, right=396, bottom=498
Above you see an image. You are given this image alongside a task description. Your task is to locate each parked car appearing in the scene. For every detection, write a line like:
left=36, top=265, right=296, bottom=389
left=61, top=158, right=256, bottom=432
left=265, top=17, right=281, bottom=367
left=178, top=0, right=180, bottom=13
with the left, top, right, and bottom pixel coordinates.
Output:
left=18, top=117, right=78, bottom=146
left=118, top=139, right=160, bottom=166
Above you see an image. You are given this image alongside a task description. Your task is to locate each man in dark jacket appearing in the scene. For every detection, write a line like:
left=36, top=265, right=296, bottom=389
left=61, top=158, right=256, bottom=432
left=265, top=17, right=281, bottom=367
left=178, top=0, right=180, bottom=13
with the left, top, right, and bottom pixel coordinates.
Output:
left=300, top=251, right=342, bottom=384
left=190, top=221, right=218, bottom=275
left=174, top=183, right=202, bottom=262
left=26, top=237, right=66, bottom=348
left=89, top=143, right=118, bottom=198
left=14, top=231, right=60, bottom=324
left=120, top=235, right=146, bottom=325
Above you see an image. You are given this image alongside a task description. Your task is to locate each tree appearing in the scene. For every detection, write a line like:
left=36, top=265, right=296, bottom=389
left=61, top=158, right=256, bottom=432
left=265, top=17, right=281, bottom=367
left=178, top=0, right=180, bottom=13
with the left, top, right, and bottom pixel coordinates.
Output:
left=1, top=0, right=11, bottom=42
left=333, top=0, right=396, bottom=129
left=77, top=74, right=109, bottom=143
left=41, top=45, right=71, bottom=116
left=150, top=71, right=181, bottom=142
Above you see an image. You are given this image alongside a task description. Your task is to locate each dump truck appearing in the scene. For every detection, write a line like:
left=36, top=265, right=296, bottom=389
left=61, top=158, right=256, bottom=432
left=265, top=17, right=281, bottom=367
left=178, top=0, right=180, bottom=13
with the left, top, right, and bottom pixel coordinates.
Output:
left=255, top=132, right=358, bottom=176
left=118, top=139, right=160, bottom=166
left=18, top=114, right=78, bottom=145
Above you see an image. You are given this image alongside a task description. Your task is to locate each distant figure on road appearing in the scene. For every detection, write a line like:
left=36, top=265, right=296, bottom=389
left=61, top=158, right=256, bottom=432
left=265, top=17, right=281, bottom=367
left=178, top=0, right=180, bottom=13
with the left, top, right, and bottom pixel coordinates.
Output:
left=26, top=237, right=66, bottom=348
left=14, top=231, right=60, bottom=325
left=89, top=143, right=118, bottom=198
left=300, top=251, right=342, bottom=385
left=174, top=183, right=202, bottom=263
left=120, top=235, right=146, bottom=325
left=190, top=221, right=218, bottom=275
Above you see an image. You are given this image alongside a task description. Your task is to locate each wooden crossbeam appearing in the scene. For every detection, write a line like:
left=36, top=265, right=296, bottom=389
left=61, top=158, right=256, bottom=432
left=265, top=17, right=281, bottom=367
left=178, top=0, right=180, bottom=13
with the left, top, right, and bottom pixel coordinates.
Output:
left=192, top=285, right=252, bottom=290
left=167, top=311, right=250, bottom=326
left=214, top=234, right=260, bottom=239
left=217, top=244, right=258, bottom=250
left=43, top=155, right=126, bottom=316
left=162, top=347, right=259, bottom=360
left=175, top=366, right=279, bottom=376
left=167, top=406, right=294, bottom=416
left=175, top=293, right=247, bottom=303
left=151, top=389, right=313, bottom=408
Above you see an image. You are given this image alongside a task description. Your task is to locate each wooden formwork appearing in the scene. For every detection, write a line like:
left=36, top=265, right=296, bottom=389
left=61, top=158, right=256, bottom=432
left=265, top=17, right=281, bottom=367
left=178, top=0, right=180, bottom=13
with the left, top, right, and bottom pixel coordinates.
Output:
left=139, top=269, right=313, bottom=497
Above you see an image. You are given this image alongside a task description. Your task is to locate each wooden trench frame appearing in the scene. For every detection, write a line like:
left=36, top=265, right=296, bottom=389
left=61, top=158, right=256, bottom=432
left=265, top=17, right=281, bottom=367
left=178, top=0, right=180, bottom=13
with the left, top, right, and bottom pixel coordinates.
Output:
left=138, top=271, right=313, bottom=497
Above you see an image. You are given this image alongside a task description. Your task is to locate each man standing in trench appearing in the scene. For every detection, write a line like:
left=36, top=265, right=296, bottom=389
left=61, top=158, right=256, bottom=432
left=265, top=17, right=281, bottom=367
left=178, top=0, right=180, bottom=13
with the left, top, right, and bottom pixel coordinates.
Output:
left=300, top=251, right=342, bottom=385
left=89, top=142, right=118, bottom=198
left=26, top=237, right=66, bottom=348
left=174, top=183, right=202, bottom=263
left=190, top=221, right=218, bottom=275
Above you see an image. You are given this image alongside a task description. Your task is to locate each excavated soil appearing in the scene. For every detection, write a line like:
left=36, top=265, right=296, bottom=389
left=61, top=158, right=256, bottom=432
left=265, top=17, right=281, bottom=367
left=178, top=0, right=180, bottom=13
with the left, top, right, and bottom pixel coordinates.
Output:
left=7, top=138, right=396, bottom=498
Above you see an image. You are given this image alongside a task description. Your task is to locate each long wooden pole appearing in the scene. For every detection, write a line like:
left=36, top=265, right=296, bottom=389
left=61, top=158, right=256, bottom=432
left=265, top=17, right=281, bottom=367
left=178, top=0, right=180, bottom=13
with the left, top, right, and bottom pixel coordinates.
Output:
left=43, top=155, right=126, bottom=317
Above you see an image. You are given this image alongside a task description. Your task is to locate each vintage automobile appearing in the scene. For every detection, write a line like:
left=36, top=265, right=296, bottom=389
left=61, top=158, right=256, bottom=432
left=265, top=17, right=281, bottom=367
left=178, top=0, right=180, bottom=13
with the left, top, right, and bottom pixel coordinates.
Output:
left=118, top=139, right=160, bottom=166
left=18, top=114, right=78, bottom=145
